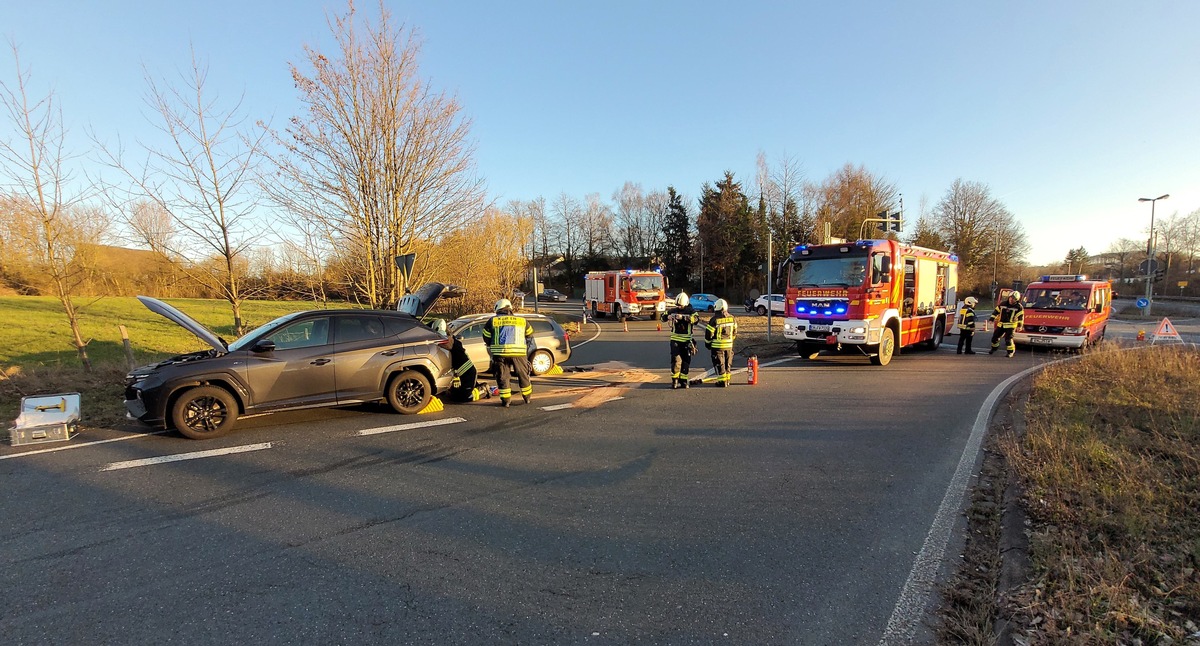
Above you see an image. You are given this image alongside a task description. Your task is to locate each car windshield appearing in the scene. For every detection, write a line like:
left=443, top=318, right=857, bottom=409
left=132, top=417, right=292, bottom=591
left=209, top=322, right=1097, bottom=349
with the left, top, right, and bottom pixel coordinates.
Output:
left=1024, top=288, right=1088, bottom=311
left=629, top=275, right=664, bottom=291
left=228, top=311, right=307, bottom=351
left=788, top=256, right=869, bottom=288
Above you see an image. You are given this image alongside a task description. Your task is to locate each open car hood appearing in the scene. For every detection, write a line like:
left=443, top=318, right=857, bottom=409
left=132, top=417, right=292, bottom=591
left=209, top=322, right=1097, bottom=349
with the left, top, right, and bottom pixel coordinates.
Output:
left=397, top=282, right=465, bottom=320
left=136, top=295, right=227, bottom=353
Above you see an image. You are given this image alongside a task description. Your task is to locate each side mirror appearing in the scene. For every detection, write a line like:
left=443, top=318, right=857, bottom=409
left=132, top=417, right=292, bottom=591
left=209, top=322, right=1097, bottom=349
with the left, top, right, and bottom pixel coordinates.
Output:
left=252, top=339, right=276, bottom=353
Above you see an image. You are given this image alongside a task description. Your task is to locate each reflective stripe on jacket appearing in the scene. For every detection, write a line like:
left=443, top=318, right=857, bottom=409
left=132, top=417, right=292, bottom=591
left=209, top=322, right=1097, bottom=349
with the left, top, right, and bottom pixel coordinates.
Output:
left=991, top=302, right=1024, bottom=329
left=482, top=314, right=533, bottom=357
left=667, top=307, right=699, bottom=343
left=957, top=307, right=976, bottom=331
left=705, top=314, right=737, bottom=349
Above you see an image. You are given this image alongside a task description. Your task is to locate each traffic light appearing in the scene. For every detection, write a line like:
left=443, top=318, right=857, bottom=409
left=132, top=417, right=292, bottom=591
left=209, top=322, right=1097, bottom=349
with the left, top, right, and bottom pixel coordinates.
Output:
left=1154, top=269, right=1165, bottom=282
left=875, top=211, right=902, bottom=232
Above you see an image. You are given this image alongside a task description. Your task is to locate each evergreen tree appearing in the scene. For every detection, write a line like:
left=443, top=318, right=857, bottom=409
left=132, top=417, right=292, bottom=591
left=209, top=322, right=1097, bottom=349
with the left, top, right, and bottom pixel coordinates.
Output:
left=659, top=187, right=692, bottom=290
left=696, top=172, right=752, bottom=297
left=1064, top=246, right=1089, bottom=274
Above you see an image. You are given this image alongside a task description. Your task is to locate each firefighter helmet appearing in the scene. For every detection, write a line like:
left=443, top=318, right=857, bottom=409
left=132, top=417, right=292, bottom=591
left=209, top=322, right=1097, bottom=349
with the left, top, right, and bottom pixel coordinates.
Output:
left=494, top=298, right=512, bottom=312
left=675, top=292, right=690, bottom=307
left=713, top=298, right=728, bottom=312
left=1008, top=291, right=1021, bottom=300
left=964, top=296, right=978, bottom=307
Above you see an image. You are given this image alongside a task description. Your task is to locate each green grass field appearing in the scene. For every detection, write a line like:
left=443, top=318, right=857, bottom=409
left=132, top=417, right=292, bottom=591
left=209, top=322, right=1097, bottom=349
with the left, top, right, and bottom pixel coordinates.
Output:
left=0, top=296, right=326, bottom=367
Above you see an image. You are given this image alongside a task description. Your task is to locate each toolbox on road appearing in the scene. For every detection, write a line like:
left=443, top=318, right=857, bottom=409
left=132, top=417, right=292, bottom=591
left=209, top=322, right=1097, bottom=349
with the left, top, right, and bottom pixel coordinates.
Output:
left=9, top=392, right=80, bottom=446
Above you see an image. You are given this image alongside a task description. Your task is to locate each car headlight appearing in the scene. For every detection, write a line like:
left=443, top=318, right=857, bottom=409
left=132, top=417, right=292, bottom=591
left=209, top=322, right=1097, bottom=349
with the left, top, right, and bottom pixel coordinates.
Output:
left=1064, top=326, right=1084, bottom=334
left=849, top=326, right=866, bottom=334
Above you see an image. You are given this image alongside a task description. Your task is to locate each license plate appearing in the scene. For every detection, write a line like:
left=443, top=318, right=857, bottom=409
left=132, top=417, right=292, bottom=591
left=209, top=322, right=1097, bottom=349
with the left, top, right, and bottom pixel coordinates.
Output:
left=1030, top=336, right=1054, bottom=345
left=810, top=324, right=831, bottom=332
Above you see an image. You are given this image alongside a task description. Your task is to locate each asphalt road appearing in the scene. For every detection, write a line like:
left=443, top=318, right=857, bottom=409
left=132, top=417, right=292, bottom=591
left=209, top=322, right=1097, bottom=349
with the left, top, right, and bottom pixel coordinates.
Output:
left=0, top=303, right=1104, bottom=645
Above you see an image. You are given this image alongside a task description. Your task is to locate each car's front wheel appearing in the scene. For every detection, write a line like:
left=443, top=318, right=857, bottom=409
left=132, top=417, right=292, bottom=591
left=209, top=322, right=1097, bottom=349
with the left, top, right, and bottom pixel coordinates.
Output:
left=530, top=349, right=555, bottom=376
left=387, top=369, right=433, bottom=415
left=171, top=385, right=238, bottom=440
left=757, top=305, right=767, bottom=316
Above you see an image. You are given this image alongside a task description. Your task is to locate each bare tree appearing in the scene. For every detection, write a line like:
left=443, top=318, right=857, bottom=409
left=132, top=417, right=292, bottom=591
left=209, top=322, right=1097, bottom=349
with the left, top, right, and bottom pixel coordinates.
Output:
left=576, top=192, right=613, bottom=260
left=99, top=48, right=267, bottom=334
left=813, top=163, right=898, bottom=241
left=932, top=178, right=1028, bottom=292
left=0, top=43, right=107, bottom=368
left=1103, top=238, right=1142, bottom=284
left=264, top=1, right=487, bottom=308
left=551, top=192, right=579, bottom=277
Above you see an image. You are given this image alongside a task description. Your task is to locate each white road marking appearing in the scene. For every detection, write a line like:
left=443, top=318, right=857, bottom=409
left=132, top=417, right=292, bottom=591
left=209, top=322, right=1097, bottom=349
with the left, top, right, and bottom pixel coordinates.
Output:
left=101, top=442, right=273, bottom=472
left=539, top=403, right=575, bottom=411
left=356, top=417, right=466, bottom=436
left=1, top=430, right=170, bottom=461
left=879, top=362, right=1049, bottom=645
left=539, top=396, right=624, bottom=412
left=570, top=318, right=603, bottom=348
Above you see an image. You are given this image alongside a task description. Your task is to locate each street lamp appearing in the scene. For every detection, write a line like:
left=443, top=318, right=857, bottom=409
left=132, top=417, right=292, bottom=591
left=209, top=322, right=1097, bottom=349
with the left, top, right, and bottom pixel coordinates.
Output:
left=1138, top=193, right=1169, bottom=314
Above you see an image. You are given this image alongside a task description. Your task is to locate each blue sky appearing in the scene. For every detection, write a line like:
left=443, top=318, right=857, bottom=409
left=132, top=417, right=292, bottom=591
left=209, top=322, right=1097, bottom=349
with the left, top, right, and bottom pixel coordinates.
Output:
left=2, top=1, right=1197, bottom=265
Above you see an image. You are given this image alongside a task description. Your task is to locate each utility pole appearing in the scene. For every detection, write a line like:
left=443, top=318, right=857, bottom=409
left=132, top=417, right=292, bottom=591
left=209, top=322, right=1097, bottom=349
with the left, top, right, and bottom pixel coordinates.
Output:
left=1139, top=194, right=1169, bottom=315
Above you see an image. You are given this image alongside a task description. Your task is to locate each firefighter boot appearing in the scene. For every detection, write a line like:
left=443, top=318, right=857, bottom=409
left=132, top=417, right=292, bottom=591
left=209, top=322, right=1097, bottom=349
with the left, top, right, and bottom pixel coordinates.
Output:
left=501, top=398, right=511, bottom=408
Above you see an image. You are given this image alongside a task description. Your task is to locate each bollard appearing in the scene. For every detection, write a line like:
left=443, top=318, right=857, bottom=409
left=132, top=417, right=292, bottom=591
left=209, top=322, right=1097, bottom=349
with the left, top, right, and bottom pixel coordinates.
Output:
left=623, top=318, right=629, bottom=332
left=747, top=354, right=759, bottom=385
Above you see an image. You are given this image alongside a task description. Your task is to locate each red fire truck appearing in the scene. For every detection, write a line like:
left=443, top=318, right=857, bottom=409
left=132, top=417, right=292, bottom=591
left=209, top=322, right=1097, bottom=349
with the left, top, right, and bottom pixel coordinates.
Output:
left=782, top=239, right=958, bottom=365
left=1010, top=275, right=1112, bottom=350
left=584, top=269, right=669, bottom=321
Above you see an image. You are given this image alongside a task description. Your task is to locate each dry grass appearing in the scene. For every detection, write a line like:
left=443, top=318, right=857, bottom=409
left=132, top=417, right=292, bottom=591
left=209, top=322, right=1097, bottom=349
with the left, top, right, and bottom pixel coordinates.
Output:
left=998, top=345, right=1200, bottom=643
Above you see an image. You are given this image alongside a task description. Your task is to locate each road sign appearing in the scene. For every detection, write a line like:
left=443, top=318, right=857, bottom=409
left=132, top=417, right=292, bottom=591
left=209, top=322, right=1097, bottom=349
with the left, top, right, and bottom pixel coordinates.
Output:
left=1139, top=258, right=1159, bottom=274
left=1151, top=317, right=1183, bottom=345
left=1179, top=281, right=1189, bottom=289
left=1136, top=297, right=1149, bottom=308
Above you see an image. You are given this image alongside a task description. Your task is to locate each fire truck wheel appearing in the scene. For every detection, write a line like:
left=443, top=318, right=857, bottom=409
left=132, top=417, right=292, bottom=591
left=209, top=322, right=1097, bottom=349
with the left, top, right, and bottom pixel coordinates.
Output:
left=871, top=327, right=895, bottom=366
left=926, top=319, right=945, bottom=349
left=592, top=302, right=602, bottom=319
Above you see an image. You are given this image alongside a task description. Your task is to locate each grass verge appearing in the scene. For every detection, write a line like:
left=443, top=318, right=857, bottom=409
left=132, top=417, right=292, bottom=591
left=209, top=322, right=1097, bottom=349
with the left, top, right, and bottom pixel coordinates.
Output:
left=938, top=344, right=1200, bottom=644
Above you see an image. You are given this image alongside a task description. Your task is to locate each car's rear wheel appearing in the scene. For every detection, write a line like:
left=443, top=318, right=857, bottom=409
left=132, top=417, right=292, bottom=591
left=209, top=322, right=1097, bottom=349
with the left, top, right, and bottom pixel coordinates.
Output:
left=530, top=349, right=554, bottom=376
left=387, top=369, right=432, bottom=415
left=171, top=385, right=238, bottom=440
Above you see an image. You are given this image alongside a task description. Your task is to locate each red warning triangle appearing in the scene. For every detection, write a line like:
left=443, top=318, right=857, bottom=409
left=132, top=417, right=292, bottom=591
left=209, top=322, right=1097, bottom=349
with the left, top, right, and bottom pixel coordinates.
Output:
left=1151, top=317, right=1182, bottom=342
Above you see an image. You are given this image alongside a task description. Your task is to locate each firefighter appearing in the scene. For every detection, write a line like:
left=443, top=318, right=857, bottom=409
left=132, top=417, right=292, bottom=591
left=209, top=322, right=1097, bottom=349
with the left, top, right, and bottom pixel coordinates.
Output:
left=704, top=299, right=738, bottom=387
left=989, top=291, right=1024, bottom=357
left=956, top=296, right=978, bottom=355
left=661, top=292, right=699, bottom=389
left=446, top=334, right=493, bottom=403
left=482, top=298, right=534, bottom=407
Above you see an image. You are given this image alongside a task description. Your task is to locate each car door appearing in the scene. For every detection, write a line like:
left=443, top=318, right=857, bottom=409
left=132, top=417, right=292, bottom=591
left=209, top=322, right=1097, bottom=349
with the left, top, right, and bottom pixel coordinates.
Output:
left=331, top=314, right=398, bottom=403
left=240, top=315, right=337, bottom=410
left=456, top=319, right=493, bottom=374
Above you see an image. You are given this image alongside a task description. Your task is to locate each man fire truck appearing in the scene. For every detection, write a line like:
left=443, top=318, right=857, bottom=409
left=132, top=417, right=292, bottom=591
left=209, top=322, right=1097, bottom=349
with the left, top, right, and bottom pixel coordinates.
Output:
left=584, top=269, right=669, bottom=322
left=782, top=238, right=957, bottom=366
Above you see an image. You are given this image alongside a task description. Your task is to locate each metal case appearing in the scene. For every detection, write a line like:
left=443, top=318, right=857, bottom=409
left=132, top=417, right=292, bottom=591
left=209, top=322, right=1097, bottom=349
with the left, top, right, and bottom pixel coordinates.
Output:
left=9, top=393, right=81, bottom=446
